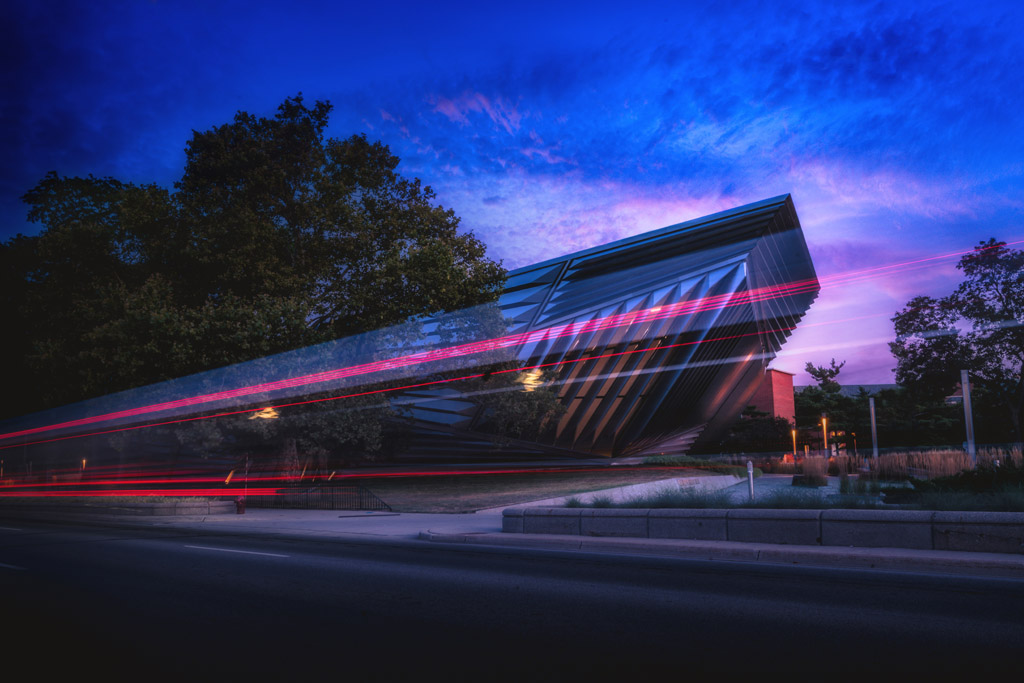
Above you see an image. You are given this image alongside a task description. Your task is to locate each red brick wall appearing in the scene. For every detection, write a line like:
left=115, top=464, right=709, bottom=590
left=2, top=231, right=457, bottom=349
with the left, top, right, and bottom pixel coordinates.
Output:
left=770, top=369, right=795, bottom=424
left=748, top=369, right=795, bottom=424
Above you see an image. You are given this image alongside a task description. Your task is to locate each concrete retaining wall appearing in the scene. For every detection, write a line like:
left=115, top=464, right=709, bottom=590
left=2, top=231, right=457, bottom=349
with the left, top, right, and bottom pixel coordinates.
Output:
left=1, top=500, right=237, bottom=516
left=103, top=500, right=237, bottom=515
left=502, top=507, right=1024, bottom=555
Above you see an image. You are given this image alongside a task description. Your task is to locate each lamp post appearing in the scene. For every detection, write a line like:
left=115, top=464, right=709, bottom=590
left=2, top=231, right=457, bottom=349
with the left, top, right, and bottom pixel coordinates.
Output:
left=869, top=396, right=879, bottom=460
left=821, top=416, right=828, bottom=455
left=791, top=429, right=797, bottom=458
left=961, top=369, right=977, bottom=465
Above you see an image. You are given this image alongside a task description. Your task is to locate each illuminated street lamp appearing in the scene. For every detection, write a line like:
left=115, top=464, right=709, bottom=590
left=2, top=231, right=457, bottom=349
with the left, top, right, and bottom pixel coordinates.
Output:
left=821, top=416, right=828, bottom=455
left=791, top=429, right=797, bottom=457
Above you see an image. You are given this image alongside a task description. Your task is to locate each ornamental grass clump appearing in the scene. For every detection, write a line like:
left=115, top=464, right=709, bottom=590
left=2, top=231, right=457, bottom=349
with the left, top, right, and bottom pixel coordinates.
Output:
left=627, top=488, right=732, bottom=509
left=978, top=446, right=1023, bottom=469
left=909, top=450, right=971, bottom=478
left=797, top=455, right=828, bottom=486
left=867, top=448, right=1018, bottom=482
left=828, top=455, right=863, bottom=476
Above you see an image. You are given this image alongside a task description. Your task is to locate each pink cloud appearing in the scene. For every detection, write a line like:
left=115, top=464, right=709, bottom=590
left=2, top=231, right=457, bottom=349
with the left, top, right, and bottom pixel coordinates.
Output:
left=430, top=91, right=522, bottom=135
left=519, top=146, right=573, bottom=166
left=431, top=97, right=470, bottom=125
left=791, top=159, right=984, bottom=221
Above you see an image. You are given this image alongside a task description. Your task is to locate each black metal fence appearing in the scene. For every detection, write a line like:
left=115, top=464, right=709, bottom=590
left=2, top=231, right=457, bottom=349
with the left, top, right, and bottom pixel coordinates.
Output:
left=244, top=484, right=391, bottom=511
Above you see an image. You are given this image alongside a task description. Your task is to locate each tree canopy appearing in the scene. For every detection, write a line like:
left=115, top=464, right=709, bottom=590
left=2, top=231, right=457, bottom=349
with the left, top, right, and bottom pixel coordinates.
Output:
left=1, top=95, right=506, bottom=421
left=890, top=239, right=1024, bottom=442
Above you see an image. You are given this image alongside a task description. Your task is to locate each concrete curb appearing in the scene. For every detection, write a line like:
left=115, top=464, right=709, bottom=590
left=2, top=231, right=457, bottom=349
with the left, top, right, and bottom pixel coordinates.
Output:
left=419, top=530, right=1024, bottom=578
left=502, top=507, right=1024, bottom=555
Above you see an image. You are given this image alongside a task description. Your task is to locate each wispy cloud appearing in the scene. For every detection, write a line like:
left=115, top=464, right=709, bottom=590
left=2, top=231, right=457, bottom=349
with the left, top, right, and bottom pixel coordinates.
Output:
left=430, top=92, right=523, bottom=136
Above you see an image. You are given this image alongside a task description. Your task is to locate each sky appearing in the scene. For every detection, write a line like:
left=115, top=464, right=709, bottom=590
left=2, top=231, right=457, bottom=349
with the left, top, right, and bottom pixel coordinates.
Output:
left=5, top=0, right=1023, bottom=386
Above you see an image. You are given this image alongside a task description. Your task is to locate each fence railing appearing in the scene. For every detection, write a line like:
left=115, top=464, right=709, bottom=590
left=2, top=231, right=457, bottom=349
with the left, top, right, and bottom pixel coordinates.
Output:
left=244, top=484, right=391, bottom=511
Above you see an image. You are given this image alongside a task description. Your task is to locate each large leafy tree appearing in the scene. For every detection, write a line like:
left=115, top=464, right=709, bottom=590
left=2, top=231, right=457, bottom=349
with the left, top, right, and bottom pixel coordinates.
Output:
left=2, top=95, right=505, bottom=426
left=890, top=239, right=1024, bottom=442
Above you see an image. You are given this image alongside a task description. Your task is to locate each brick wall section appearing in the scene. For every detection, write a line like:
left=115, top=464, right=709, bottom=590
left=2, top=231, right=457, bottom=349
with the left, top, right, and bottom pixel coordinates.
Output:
left=747, top=369, right=795, bottom=423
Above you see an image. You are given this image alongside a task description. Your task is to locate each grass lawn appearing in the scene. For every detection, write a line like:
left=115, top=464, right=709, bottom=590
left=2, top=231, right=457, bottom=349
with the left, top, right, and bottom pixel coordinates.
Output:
left=354, top=466, right=711, bottom=513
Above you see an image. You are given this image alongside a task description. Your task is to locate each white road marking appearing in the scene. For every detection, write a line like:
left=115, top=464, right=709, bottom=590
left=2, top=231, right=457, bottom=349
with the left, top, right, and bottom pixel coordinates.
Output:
left=0, top=561, right=26, bottom=570
left=184, top=545, right=289, bottom=558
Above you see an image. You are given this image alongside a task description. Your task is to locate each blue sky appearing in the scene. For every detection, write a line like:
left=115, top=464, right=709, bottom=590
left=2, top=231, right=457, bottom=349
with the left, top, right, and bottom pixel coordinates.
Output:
left=5, top=0, right=1023, bottom=384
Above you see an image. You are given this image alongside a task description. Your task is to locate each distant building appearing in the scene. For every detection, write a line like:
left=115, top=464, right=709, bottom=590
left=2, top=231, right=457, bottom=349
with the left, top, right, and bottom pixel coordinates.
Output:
left=794, top=384, right=898, bottom=398
left=748, top=369, right=795, bottom=424
left=945, top=381, right=973, bottom=405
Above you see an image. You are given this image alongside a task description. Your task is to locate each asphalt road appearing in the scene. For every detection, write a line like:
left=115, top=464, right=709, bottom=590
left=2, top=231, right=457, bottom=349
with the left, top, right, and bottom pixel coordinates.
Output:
left=3, top=520, right=1022, bottom=679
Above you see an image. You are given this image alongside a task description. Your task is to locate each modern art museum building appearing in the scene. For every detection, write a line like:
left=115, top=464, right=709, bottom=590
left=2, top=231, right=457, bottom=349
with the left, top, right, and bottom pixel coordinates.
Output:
left=0, top=195, right=819, bottom=469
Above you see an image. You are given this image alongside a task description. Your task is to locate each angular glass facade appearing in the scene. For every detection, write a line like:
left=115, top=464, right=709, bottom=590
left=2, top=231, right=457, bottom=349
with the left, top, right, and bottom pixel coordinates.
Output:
left=401, top=194, right=819, bottom=459
left=0, top=195, right=818, bottom=470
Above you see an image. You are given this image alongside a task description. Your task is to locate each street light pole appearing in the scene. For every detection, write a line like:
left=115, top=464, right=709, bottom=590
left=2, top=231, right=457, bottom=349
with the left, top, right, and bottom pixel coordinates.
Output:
left=869, top=396, right=879, bottom=460
left=961, top=369, right=977, bottom=465
left=821, top=416, right=828, bottom=456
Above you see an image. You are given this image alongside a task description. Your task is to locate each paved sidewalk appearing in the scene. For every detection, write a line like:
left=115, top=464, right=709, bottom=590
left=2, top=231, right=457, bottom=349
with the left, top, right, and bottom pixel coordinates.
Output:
left=5, top=473, right=1022, bottom=579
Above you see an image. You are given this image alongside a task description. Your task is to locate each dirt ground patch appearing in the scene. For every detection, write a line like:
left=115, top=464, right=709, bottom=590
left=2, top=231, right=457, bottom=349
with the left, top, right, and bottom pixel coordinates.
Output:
left=355, top=466, right=709, bottom=513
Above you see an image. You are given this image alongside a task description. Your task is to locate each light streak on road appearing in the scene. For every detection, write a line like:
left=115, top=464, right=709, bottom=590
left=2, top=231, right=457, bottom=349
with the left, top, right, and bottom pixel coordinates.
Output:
left=0, top=278, right=818, bottom=444
left=7, top=239, right=1014, bottom=456
left=0, top=325, right=792, bottom=451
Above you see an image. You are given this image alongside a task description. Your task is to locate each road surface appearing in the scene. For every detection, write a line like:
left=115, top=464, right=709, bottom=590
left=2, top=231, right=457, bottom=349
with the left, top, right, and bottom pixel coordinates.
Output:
left=2, top=519, right=1021, bottom=678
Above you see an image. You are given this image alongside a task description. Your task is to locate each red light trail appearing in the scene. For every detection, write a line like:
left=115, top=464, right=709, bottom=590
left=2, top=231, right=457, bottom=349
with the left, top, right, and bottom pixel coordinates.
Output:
left=0, top=278, right=817, bottom=444
left=5, top=239, right=1009, bottom=450
left=0, top=464, right=729, bottom=498
left=0, top=323, right=800, bottom=451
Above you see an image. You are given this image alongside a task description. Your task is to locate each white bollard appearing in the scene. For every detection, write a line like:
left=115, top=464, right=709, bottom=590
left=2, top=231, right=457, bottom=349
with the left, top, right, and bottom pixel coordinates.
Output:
left=747, top=461, right=755, bottom=501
